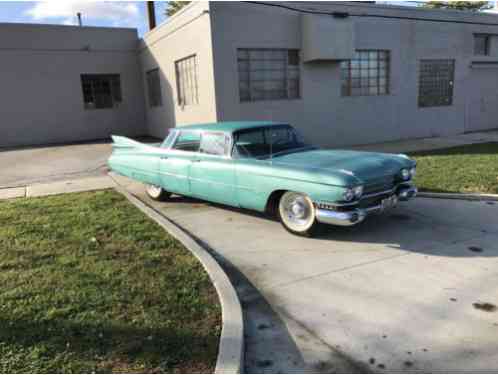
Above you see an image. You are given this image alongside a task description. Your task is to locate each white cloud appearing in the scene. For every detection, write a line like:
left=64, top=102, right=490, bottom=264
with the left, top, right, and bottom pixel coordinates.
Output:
left=25, top=1, right=140, bottom=27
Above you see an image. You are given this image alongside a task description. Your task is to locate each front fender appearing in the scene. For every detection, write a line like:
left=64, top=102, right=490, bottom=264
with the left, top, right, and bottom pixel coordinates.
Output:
left=235, top=167, right=345, bottom=212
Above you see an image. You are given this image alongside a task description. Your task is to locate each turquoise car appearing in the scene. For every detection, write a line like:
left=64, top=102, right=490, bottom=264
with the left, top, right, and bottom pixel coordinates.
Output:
left=108, top=121, right=417, bottom=236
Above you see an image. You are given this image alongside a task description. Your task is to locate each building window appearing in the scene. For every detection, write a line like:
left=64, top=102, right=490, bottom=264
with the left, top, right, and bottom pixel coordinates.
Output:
left=418, top=59, right=455, bottom=108
left=341, top=50, right=390, bottom=96
left=81, top=74, right=121, bottom=110
left=474, top=34, right=490, bottom=56
left=146, top=68, right=162, bottom=107
left=237, top=48, right=300, bottom=102
left=175, top=55, right=199, bottom=106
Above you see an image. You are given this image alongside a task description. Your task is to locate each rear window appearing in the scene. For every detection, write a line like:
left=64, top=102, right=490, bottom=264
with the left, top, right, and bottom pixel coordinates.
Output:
left=172, top=131, right=201, bottom=152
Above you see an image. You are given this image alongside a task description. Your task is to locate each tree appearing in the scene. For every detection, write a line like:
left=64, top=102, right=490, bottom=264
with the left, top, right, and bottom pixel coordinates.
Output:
left=165, top=1, right=191, bottom=17
left=422, top=1, right=492, bottom=11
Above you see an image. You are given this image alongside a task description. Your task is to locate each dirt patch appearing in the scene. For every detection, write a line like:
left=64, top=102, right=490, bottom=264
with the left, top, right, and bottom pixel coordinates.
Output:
left=389, top=214, right=411, bottom=221
left=468, top=246, right=484, bottom=253
left=257, top=323, right=271, bottom=330
left=256, top=360, right=273, bottom=368
left=473, top=302, right=497, bottom=312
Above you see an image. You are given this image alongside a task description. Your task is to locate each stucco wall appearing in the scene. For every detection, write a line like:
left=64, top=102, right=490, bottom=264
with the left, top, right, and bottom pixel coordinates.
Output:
left=209, top=2, right=498, bottom=147
left=138, top=1, right=217, bottom=140
left=0, top=23, right=145, bottom=148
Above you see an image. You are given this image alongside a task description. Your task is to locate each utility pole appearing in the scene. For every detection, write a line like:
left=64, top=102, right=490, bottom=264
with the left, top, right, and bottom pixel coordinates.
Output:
left=147, top=2, right=156, bottom=30
left=77, top=12, right=82, bottom=26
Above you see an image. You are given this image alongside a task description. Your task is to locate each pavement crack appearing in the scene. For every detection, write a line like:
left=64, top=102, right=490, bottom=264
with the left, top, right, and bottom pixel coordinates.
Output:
left=267, top=253, right=410, bottom=291
left=276, top=305, right=372, bottom=373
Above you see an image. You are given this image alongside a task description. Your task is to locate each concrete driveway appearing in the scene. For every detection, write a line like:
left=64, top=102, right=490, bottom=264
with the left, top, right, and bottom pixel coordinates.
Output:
left=114, top=175, right=498, bottom=373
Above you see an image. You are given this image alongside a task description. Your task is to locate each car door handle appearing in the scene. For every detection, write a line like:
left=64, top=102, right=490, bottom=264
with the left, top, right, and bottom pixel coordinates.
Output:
left=160, top=156, right=168, bottom=160
left=191, top=159, right=201, bottom=163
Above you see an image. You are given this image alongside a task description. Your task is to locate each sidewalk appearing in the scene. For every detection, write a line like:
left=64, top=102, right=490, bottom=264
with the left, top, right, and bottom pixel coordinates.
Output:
left=0, top=175, right=116, bottom=200
left=350, top=130, right=498, bottom=153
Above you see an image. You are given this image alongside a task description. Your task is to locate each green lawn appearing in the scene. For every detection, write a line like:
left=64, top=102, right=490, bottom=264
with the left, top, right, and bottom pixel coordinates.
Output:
left=410, top=142, right=498, bottom=194
left=0, top=190, right=220, bottom=373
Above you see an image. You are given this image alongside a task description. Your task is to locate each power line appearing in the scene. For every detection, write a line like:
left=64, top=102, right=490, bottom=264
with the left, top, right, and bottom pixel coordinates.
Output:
left=243, top=1, right=498, bottom=27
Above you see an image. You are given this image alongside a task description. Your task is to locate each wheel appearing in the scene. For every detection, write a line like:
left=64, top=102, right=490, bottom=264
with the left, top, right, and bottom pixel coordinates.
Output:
left=278, top=191, right=319, bottom=237
left=145, top=184, right=171, bottom=201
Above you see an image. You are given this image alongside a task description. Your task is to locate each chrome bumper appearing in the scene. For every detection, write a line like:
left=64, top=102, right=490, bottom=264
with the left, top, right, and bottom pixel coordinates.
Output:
left=315, top=185, right=417, bottom=227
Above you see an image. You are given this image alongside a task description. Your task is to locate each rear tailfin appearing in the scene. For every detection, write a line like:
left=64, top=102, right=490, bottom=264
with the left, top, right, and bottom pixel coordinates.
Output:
left=111, top=135, right=144, bottom=150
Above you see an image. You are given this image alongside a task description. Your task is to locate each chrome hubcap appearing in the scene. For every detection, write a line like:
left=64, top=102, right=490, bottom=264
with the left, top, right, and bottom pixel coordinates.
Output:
left=291, top=202, right=305, bottom=218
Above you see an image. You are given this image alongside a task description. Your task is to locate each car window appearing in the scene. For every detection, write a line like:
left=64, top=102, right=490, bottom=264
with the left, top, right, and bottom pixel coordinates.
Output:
left=233, top=125, right=310, bottom=159
left=172, top=131, right=201, bottom=152
left=200, top=132, right=230, bottom=156
left=233, top=128, right=269, bottom=159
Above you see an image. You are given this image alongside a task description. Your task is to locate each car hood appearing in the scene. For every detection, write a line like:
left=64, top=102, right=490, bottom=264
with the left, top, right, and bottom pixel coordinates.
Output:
left=270, top=149, right=414, bottom=185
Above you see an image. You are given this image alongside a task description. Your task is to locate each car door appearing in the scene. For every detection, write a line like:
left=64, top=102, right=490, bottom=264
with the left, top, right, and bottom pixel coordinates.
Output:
left=159, top=130, right=201, bottom=195
left=189, top=132, right=237, bottom=206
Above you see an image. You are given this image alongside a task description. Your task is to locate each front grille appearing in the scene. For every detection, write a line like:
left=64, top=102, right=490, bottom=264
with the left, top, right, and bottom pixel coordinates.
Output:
left=364, top=175, right=395, bottom=195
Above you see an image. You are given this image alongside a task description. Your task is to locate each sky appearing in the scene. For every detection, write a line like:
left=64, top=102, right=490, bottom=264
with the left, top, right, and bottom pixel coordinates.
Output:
left=0, top=1, right=496, bottom=37
left=0, top=1, right=169, bottom=36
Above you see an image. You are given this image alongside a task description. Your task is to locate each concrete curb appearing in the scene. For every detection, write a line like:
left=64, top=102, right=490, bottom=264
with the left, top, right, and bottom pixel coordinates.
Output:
left=417, top=191, right=498, bottom=202
left=115, top=186, right=244, bottom=374
left=0, top=186, right=26, bottom=200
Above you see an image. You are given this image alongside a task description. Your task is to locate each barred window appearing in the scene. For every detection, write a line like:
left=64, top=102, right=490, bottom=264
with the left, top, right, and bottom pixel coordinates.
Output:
left=175, top=55, right=198, bottom=106
left=146, top=68, right=162, bottom=107
left=81, top=74, right=122, bottom=110
left=474, top=34, right=490, bottom=56
left=418, top=59, right=455, bottom=108
left=341, top=50, right=390, bottom=97
left=237, top=48, right=300, bottom=102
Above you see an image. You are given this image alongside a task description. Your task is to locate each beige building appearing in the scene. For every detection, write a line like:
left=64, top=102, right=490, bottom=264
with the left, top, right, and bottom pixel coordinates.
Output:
left=2, top=2, right=498, bottom=148
left=0, top=23, right=145, bottom=148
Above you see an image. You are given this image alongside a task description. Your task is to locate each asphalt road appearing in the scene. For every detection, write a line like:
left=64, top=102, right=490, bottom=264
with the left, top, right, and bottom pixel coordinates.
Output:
left=114, top=175, right=498, bottom=373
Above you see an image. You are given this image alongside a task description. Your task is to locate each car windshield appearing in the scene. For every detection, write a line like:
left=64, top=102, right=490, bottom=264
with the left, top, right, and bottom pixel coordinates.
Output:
left=233, top=125, right=313, bottom=159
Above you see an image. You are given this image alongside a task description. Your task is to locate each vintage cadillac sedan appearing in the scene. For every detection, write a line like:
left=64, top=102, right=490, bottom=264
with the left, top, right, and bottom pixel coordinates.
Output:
left=108, top=121, right=417, bottom=236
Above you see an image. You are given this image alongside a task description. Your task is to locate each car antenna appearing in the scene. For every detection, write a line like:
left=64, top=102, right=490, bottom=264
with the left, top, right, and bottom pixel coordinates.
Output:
left=269, top=128, right=273, bottom=165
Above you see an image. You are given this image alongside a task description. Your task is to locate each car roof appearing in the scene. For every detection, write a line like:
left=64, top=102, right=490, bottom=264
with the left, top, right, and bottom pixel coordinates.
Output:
left=176, top=121, right=289, bottom=134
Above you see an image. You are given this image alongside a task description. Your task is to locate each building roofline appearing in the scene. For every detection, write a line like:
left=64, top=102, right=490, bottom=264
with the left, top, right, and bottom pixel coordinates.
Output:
left=0, top=22, right=138, bottom=32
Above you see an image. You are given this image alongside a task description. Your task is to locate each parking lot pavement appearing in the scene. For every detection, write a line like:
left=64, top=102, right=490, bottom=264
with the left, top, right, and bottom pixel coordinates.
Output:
left=0, top=141, right=111, bottom=188
left=115, top=175, right=498, bottom=373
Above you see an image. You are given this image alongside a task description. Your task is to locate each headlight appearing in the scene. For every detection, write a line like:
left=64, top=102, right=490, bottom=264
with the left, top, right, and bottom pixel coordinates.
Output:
left=410, top=167, right=416, bottom=177
left=401, top=168, right=410, bottom=180
left=353, top=185, right=364, bottom=198
left=342, top=188, right=355, bottom=202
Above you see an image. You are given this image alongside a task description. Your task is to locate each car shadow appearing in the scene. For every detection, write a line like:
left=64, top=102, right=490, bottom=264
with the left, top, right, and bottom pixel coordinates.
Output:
left=164, top=195, right=498, bottom=259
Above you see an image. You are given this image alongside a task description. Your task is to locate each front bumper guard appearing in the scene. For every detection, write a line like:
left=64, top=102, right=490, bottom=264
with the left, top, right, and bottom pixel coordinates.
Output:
left=316, top=185, right=417, bottom=227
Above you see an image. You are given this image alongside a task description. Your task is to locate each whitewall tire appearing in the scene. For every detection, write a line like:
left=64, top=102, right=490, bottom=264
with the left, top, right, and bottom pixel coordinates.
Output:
left=278, top=191, right=319, bottom=236
left=145, top=184, right=171, bottom=201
